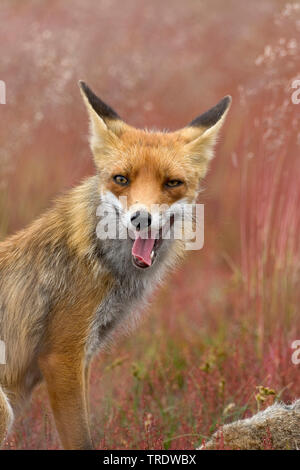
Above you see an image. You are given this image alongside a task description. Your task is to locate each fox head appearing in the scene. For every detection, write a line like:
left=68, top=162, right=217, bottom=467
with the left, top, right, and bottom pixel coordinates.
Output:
left=79, top=81, right=231, bottom=270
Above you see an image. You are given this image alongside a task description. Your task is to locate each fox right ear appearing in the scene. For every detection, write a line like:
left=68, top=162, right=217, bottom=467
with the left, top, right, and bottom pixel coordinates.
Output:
left=79, top=81, right=125, bottom=153
left=180, top=95, right=232, bottom=164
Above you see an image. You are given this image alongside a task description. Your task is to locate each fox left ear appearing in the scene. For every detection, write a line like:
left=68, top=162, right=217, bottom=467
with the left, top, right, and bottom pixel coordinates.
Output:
left=181, top=95, right=232, bottom=164
left=79, top=81, right=126, bottom=154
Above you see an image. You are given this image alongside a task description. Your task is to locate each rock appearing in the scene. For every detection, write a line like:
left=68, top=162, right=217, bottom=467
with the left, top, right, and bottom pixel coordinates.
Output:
left=199, top=400, right=300, bottom=450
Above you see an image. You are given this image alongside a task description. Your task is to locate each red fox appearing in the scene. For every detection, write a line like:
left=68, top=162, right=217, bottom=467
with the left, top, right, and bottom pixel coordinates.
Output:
left=0, top=82, right=231, bottom=449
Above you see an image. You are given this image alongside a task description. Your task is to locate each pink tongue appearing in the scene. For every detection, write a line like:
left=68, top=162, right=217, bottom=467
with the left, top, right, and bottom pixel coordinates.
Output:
left=132, top=234, right=156, bottom=266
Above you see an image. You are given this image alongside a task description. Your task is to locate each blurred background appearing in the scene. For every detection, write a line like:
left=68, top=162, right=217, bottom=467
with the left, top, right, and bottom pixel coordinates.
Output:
left=0, top=0, right=299, bottom=449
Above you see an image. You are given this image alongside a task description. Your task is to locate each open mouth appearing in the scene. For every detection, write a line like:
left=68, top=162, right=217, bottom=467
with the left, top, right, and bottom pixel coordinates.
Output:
left=132, top=234, right=163, bottom=269
left=131, top=216, right=174, bottom=270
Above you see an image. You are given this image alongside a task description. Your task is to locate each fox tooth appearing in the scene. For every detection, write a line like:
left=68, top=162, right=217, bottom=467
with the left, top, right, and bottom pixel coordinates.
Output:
left=151, top=251, right=154, bottom=259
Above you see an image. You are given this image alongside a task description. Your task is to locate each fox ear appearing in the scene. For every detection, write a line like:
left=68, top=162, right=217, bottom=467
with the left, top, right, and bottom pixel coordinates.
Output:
left=79, top=81, right=125, bottom=154
left=181, top=95, right=232, bottom=164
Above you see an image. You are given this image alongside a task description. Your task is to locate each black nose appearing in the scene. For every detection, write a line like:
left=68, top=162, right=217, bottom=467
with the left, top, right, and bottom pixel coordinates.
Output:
left=130, top=211, right=152, bottom=231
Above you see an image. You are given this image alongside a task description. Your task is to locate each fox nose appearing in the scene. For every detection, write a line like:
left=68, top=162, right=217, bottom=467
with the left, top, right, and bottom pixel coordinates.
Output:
left=130, top=211, right=152, bottom=231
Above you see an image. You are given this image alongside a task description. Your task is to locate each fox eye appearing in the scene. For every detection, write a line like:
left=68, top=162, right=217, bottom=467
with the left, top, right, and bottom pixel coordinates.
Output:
left=113, top=175, right=129, bottom=186
left=165, top=179, right=183, bottom=188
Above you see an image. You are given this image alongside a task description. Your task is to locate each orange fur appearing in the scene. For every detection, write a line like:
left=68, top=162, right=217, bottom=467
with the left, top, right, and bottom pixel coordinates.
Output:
left=0, top=82, right=231, bottom=449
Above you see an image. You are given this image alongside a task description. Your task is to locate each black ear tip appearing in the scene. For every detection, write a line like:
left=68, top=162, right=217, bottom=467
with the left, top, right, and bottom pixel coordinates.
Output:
left=217, top=95, right=232, bottom=112
left=188, top=94, right=232, bottom=128
left=223, top=95, right=232, bottom=107
left=78, top=81, right=121, bottom=121
left=78, top=80, right=88, bottom=92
